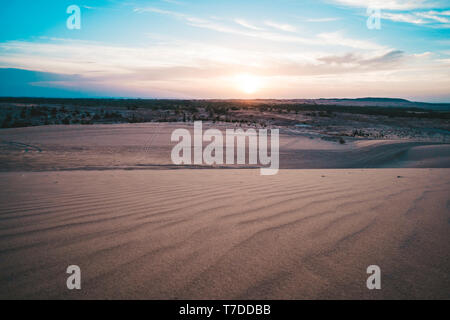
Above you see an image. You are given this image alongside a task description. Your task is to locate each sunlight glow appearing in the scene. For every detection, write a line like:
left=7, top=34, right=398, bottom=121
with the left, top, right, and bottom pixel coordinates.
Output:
left=234, top=74, right=263, bottom=94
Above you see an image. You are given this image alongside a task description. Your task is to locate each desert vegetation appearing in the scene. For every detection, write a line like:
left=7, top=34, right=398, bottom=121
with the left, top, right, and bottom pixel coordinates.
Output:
left=0, top=97, right=449, bottom=142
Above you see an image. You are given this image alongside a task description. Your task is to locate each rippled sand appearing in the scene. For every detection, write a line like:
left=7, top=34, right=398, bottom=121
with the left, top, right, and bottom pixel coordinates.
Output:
left=0, top=169, right=449, bottom=299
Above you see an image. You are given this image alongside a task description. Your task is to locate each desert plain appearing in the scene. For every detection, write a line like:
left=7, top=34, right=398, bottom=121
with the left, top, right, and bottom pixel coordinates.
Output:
left=0, top=99, right=449, bottom=299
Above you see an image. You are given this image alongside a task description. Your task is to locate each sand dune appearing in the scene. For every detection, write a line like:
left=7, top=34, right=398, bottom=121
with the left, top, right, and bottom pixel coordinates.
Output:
left=0, top=124, right=448, bottom=299
left=0, top=169, right=449, bottom=299
left=0, top=123, right=449, bottom=171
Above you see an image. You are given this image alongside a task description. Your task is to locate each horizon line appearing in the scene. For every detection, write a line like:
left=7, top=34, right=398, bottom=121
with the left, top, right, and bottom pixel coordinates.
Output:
left=1, top=96, right=450, bottom=104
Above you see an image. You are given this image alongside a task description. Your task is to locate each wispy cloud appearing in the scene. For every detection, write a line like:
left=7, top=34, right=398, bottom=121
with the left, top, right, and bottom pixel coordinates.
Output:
left=134, top=7, right=184, bottom=17
left=306, top=17, right=341, bottom=22
left=317, top=31, right=384, bottom=50
left=382, top=12, right=427, bottom=24
left=0, top=38, right=430, bottom=79
left=82, top=5, right=97, bottom=10
left=318, top=50, right=405, bottom=66
left=416, top=11, right=450, bottom=23
left=330, top=0, right=450, bottom=27
left=135, top=7, right=384, bottom=50
left=330, top=0, right=443, bottom=10
left=234, top=19, right=264, bottom=30
left=264, top=20, right=297, bottom=32
left=382, top=10, right=450, bottom=27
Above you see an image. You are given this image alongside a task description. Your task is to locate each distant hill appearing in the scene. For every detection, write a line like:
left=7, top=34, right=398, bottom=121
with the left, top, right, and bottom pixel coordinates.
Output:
left=217, top=98, right=450, bottom=111
left=0, top=96, right=449, bottom=111
left=313, top=97, right=450, bottom=111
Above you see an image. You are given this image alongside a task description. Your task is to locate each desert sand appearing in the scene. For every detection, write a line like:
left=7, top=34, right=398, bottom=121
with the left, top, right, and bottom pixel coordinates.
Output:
left=0, top=169, right=449, bottom=299
left=1, top=123, right=449, bottom=171
left=0, top=124, right=449, bottom=299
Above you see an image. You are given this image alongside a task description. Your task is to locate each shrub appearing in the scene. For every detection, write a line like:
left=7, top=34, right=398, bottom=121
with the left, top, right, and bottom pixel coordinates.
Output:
left=62, top=117, right=71, bottom=125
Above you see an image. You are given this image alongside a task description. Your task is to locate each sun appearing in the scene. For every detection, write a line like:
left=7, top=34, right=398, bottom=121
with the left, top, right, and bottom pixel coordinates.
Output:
left=234, top=74, right=262, bottom=94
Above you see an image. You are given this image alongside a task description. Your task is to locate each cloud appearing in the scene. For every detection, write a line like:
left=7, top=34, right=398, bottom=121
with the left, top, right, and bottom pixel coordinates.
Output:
left=306, top=17, right=341, bottom=22
left=366, top=50, right=405, bottom=63
left=0, top=38, right=447, bottom=100
left=330, top=0, right=450, bottom=27
left=382, top=12, right=427, bottom=24
left=381, top=10, right=450, bottom=27
left=415, top=11, right=450, bottom=23
left=317, top=32, right=385, bottom=50
left=234, top=19, right=264, bottom=30
left=134, top=7, right=184, bottom=17
left=0, top=38, right=419, bottom=81
left=318, top=50, right=405, bottom=67
left=412, top=51, right=433, bottom=57
left=330, top=0, right=441, bottom=10
left=264, top=20, right=297, bottom=32
left=136, top=7, right=384, bottom=50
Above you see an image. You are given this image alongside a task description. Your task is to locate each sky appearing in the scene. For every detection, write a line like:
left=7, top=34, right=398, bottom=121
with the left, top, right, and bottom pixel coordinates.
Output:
left=0, top=0, right=449, bottom=102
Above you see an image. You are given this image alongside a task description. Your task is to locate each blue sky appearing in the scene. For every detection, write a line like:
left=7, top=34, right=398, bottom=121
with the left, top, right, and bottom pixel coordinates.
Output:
left=0, top=0, right=449, bottom=101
